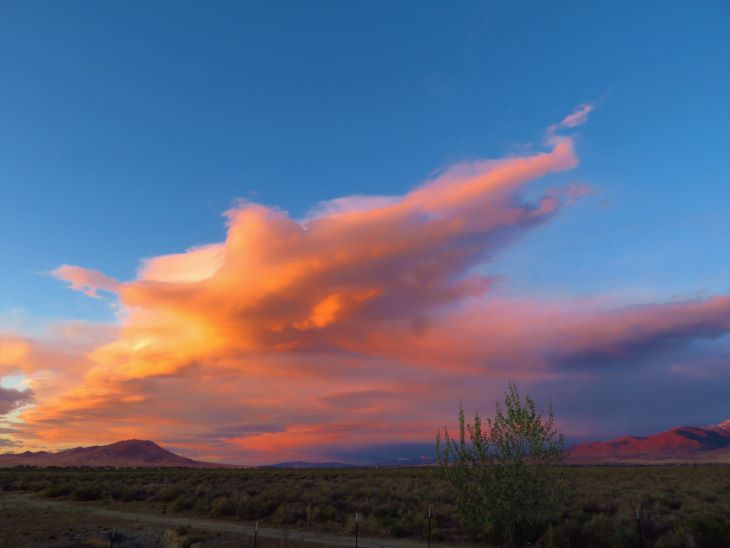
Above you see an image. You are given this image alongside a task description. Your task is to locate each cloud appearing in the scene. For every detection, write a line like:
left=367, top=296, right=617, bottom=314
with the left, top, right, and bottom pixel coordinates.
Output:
left=46, top=132, right=578, bottom=386
left=9, top=296, right=729, bottom=462
left=138, top=243, right=225, bottom=283
left=4, top=105, right=729, bottom=463
left=547, top=102, right=595, bottom=134
left=320, top=389, right=394, bottom=410
left=546, top=297, right=730, bottom=368
left=0, top=386, right=34, bottom=415
left=340, top=296, right=730, bottom=374
left=0, top=438, right=23, bottom=448
left=0, top=323, right=117, bottom=438
left=52, top=265, right=120, bottom=298
left=557, top=102, right=594, bottom=129
left=305, top=195, right=400, bottom=220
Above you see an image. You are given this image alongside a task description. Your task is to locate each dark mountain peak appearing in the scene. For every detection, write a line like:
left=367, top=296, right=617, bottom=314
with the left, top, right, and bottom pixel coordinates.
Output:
left=113, top=439, right=159, bottom=447
left=1, top=439, right=233, bottom=468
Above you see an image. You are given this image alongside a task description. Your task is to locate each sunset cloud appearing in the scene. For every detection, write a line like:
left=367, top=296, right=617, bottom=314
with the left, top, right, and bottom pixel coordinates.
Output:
left=52, top=265, right=120, bottom=298
left=3, top=107, right=729, bottom=463
left=50, top=133, right=578, bottom=384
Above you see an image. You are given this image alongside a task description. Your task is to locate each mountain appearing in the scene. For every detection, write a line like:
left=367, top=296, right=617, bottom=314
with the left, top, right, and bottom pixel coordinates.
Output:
left=268, top=461, right=355, bottom=468
left=268, top=455, right=435, bottom=468
left=0, top=439, right=232, bottom=468
left=567, top=420, right=730, bottom=464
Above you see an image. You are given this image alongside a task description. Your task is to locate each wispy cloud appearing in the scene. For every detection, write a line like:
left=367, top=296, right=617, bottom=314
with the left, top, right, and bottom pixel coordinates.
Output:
left=51, top=265, right=119, bottom=298
left=558, top=102, right=594, bottom=129
left=547, top=102, right=595, bottom=135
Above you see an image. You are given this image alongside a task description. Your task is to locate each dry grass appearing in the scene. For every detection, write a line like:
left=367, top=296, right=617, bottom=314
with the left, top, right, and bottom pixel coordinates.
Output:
left=1, top=465, right=729, bottom=546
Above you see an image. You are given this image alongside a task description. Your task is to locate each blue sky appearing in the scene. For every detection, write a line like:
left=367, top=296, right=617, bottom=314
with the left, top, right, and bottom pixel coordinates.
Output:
left=1, top=2, right=729, bottom=460
left=2, top=0, right=728, bottom=326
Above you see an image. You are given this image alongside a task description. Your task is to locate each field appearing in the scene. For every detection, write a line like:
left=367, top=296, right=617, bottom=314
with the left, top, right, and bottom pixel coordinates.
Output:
left=1, top=465, right=729, bottom=547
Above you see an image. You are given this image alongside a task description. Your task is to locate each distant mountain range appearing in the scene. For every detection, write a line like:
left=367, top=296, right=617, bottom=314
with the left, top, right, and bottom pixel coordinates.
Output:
left=268, top=457, right=435, bottom=468
left=267, top=461, right=355, bottom=468
left=269, top=455, right=435, bottom=468
left=0, top=439, right=231, bottom=468
left=3, top=421, right=729, bottom=468
left=567, top=420, right=730, bottom=464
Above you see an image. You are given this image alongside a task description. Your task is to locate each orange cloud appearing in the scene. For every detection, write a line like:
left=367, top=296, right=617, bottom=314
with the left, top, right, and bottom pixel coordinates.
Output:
left=4, top=108, right=729, bottom=463
left=138, top=243, right=225, bottom=283
left=6, top=295, right=729, bottom=462
left=49, top=133, right=578, bottom=384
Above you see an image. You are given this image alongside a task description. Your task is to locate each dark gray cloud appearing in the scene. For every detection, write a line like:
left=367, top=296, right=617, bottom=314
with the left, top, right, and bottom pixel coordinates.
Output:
left=0, top=386, right=34, bottom=415
left=547, top=297, right=730, bottom=369
left=0, top=438, right=22, bottom=448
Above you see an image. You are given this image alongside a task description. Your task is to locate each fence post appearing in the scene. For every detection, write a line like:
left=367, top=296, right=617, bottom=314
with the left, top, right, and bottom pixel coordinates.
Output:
left=428, top=506, right=432, bottom=548
left=636, top=508, right=644, bottom=548
left=253, top=520, right=258, bottom=548
left=355, top=512, right=358, bottom=548
left=109, top=528, right=116, bottom=548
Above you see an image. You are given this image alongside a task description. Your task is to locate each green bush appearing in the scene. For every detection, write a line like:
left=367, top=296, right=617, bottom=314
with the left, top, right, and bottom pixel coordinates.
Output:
left=209, top=496, right=236, bottom=518
left=685, top=517, right=730, bottom=548
left=71, top=484, right=105, bottom=501
left=170, top=494, right=194, bottom=512
left=41, top=483, right=71, bottom=498
left=437, top=382, right=565, bottom=545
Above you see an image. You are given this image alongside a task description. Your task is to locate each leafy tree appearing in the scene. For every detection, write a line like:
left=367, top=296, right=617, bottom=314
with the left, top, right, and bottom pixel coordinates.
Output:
left=436, top=382, right=565, bottom=546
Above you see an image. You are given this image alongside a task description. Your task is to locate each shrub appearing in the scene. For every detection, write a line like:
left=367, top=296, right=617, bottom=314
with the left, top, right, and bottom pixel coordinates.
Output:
left=71, top=484, right=105, bottom=501
left=685, top=517, right=730, bottom=548
left=42, top=483, right=71, bottom=498
left=209, top=496, right=235, bottom=518
left=437, top=382, right=565, bottom=546
left=170, top=494, right=194, bottom=512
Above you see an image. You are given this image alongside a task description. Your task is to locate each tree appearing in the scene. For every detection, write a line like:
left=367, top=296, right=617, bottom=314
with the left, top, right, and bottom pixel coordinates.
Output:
left=436, top=382, right=565, bottom=546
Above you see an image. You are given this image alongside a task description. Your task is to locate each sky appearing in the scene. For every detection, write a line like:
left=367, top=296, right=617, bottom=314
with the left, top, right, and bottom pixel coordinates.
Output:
left=0, top=1, right=729, bottom=464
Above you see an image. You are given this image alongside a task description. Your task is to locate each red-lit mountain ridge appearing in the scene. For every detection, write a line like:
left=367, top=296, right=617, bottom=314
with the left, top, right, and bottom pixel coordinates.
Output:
left=567, top=420, right=730, bottom=464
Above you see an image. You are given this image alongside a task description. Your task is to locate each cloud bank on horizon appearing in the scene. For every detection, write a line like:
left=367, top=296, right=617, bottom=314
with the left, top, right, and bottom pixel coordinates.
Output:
left=2, top=104, right=729, bottom=464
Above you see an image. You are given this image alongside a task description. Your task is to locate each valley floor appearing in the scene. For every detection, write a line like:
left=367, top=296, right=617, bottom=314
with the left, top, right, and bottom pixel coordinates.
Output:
left=0, top=493, right=477, bottom=548
left=1, top=465, right=729, bottom=547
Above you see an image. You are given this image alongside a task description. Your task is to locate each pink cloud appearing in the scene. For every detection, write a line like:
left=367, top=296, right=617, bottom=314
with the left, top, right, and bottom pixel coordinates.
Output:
left=8, top=293, right=729, bottom=462
left=3, top=107, right=728, bottom=463
left=557, top=102, right=594, bottom=129
left=52, top=265, right=120, bottom=298
left=138, top=243, right=225, bottom=283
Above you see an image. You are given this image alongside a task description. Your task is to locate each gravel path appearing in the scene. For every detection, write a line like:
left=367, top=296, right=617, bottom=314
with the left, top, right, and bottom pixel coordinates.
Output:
left=3, top=493, right=481, bottom=548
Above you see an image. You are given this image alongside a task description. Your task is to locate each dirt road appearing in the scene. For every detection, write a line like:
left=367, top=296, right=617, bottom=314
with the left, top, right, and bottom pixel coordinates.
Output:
left=2, top=493, right=477, bottom=547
